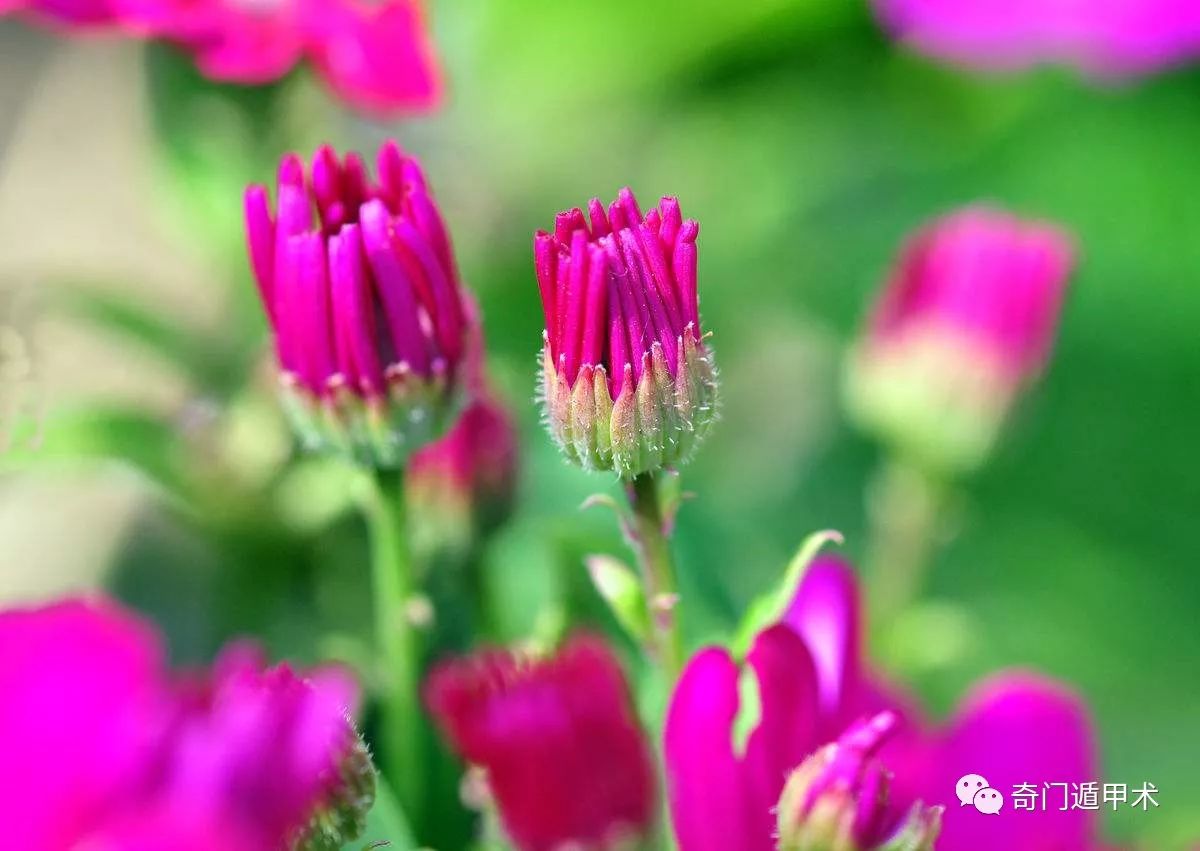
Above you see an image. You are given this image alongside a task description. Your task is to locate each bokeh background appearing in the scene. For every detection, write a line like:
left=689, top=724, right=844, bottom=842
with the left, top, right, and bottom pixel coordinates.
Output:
left=1, top=1, right=1197, bottom=847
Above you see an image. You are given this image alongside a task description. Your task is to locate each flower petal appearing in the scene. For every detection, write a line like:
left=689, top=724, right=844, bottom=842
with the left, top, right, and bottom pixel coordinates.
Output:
left=925, top=672, right=1098, bottom=850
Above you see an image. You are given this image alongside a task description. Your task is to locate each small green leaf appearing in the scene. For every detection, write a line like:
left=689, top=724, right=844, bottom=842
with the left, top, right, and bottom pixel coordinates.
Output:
left=586, top=554, right=650, bottom=645
left=731, top=529, right=844, bottom=658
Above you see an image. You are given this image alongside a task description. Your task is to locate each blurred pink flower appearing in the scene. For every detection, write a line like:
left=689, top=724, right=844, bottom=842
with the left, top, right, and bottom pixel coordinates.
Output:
left=0, top=597, right=368, bottom=850
left=868, top=207, right=1073, bottom=381
left=426, top=634, right=658, bottom=851
left=846, top=205, right=1075, bottom=472
left=664, top=555, right=1102, bottom=851
left=873, top=0, right=1200, bottom=76
left=3, top=0, right=440, bottom=115
left=244, top=140, right=470, bottom=465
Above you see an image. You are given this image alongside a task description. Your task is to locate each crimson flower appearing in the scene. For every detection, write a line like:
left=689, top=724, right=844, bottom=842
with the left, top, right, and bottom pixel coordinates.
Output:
left=426, top=634, right=658, bottom=851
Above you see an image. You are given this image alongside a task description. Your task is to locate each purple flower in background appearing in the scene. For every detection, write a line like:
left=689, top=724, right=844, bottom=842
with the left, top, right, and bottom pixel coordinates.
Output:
left=664, top=555, right=1104, bottom=851
left=534, top=188, right=718, bottom=477
left=872, top=0, right=1200, bottom=76
left=0, top=597, right=372, bottom=850
left=425, top=634, right=658, bottom=851
left=2, top=0, right=441, bottom=115
left=845, top=205, right=1075, bottom=473
left=244, top=141, right=471, bottom=466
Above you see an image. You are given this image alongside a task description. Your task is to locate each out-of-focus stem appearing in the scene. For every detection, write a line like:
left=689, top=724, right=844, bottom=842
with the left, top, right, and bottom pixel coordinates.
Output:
left=361, top=467, right=423, bottom=821
left=864, top=458, right=944, bottom=627
left=624, top=472, right=684, bottom=681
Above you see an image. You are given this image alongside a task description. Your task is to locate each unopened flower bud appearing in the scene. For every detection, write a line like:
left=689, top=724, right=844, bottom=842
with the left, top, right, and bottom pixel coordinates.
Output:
left=244, top=141, right=471, bottom=468
left=845, top=206, right=1073, bottom=474
left=534, top=189, right=718, bottom=478
left=776, top=712, right=941, bottom=851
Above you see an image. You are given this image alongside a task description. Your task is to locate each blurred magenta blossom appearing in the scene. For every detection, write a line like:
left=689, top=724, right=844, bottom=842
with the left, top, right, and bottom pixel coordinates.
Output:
left=845, top=205, right=1074, bottom=472
left=2, top=0, right=440, bottom=114
left=873, top=0, right=1200, bottom=76
left=665, top=556, right=1100, bottom=851
left=245, top=140, right=471, bottom=466
left=425, top=634, right=658, bottom=851
left=535, top=188, right=718, bottom=477
left=0, top=598, right=370, bottom=850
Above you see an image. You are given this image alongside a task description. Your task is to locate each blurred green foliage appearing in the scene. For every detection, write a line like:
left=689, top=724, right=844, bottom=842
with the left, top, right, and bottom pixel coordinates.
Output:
left=5, top=1, right=1198, bottom=847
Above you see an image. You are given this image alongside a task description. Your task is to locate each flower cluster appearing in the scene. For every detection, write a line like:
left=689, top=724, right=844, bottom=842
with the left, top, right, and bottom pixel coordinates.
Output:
left=845, top=206, right=1074, bottom=473
left=535, top=189, right=718, bottom=478
left=0, top=598, right=373, bottom=850
left=425, top=634, right=658, bottom=851
left=1, top=0, right=440, bottom=115
left=245, top=140, right=471, bottom=467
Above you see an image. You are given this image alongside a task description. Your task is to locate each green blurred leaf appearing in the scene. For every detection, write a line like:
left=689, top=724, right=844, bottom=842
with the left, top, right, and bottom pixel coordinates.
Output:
left=585, top=553, right=650, bottom=646
left=58, top=286, right=234, bottom=393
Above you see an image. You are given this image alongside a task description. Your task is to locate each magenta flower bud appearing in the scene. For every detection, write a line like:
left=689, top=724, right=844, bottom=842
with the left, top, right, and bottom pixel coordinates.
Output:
left=776, top=712, right=941, bottom=851
left=406, top=394, right=518, bottom=556
left=245, top=141, right=471, bottom=467
left=845, top=206, right=1074, bottom=473
left=534, top=189, right=718, bottom=478
left=425, top=634, right=658, bottom=851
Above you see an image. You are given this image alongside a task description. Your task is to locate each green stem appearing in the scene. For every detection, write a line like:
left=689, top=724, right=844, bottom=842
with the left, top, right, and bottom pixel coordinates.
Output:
left=864, top=458, right=944, bottom=627
left=625, top=472, right=684, bottom=680
left=360, top=467, right=423, bottom=821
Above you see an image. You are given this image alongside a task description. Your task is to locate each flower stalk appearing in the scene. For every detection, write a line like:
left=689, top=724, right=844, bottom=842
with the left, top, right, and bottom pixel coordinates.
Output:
left=360, top=466, right=423, bottom=821
left=625, top=472, right=683, bottom=681
left=864, top=458, right=944, bottom=628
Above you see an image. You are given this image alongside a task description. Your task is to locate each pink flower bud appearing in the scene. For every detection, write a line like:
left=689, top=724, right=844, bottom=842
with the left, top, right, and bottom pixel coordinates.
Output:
left=776, top=712, right=941, bottom=851
left=845, top=206, right=1074, bottom=472
left=425, top=634, right=658, bottom=851
left=244, top=141, right=472, bottom=467
left=534, top=189, right=718, bottom=477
